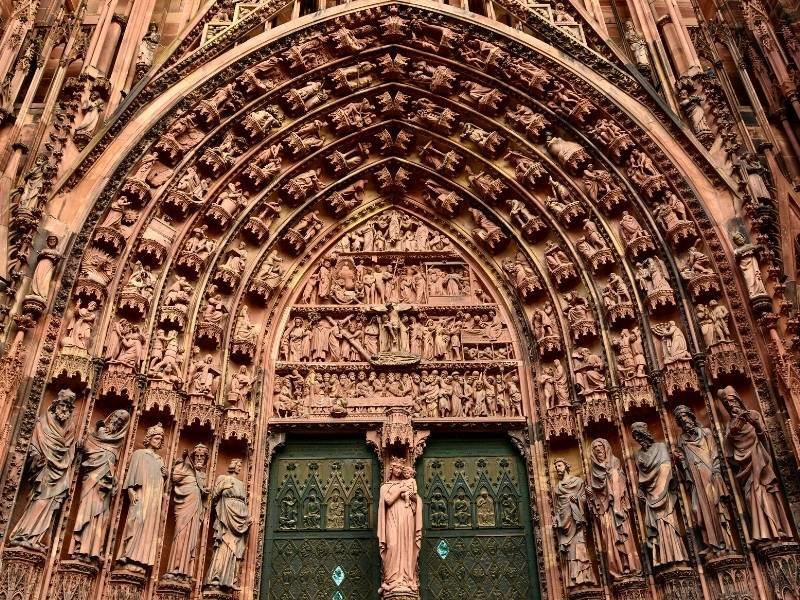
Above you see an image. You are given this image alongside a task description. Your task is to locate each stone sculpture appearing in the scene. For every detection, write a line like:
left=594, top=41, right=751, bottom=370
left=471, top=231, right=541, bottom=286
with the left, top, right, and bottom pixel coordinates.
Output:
left=70, top=409, right=131, bottom=559
left=204, top=459, right=251, bottom=590
left=672, top=405, right=735, bottom=554
left=378, top=460, right=422, bottom=597
left=116, top=423, right=166, bottom=571
left=167, top=444, right=210, bottom=578
left=716, top=386, right=792, bottom=541
left=9, top=390, right=78, bottom=549
left=587, top=439, right=641, bottom=579
left=631, top=421, right=688, bottom=566
left=553, top=458, right=596, bottom=587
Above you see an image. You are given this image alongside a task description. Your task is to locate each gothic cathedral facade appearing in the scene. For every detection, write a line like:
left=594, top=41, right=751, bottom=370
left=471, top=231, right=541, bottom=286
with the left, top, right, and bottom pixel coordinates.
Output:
left=0, top=0, right=800, bottom=599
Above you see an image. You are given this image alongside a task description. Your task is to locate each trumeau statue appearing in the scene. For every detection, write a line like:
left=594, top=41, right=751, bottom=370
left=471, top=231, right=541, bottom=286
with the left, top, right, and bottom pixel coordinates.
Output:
left=9, top=390, right=78, bottom=549
left=70, top=409, right=131, bottom=559
left=672, top=405, right=736, bottom=554
left=117, top=423, right=167, bottom=571
left=167, top=444, right=210, bottom=578
left=631, top=421, right=688, bottom=566
left=378, top=460, right=422, bottom=597
left=716, top=386, right=792, bottom=541
left=553, top=458, right=596, bottom=587
left=587, top=439, right=641, bottom=579
left=204, top=459, right=251, bottom=590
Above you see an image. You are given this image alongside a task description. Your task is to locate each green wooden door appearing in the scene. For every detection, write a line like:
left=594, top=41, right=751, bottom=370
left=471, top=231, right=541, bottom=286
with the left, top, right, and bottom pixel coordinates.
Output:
left=261, top=439, right=381, bottom=600
left=417, top=438, right=540, bottom=600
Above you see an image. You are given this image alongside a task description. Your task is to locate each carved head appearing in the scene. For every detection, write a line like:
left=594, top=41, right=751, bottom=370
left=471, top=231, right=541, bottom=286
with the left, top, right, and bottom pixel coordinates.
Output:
left=104, top=409, right=131, bottom=434
left=630, top=421, right=654, bottom=448
left=716, top=386, right=745, bottom=417
left=590, top=439, right=610, bottom=463
left=144, top=423, right=165, bottom=449
left=51, top=389, right=76, bottom=422
left=192, top=443, right=210, bottom=467
left=228, top=458, right=243, bottom=474
left=552, top=458, right=570, bottom=479
left=673, top=405, right=697, bottom=431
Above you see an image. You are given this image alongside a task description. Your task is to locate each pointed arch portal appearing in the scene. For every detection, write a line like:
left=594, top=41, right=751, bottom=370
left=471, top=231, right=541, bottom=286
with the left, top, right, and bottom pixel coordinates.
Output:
left=1, top=2, right=799, bottom=600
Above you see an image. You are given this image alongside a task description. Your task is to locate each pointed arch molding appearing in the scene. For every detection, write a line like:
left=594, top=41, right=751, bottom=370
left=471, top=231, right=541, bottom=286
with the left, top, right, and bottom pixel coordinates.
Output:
left=4, top=2, right=799, bottom=600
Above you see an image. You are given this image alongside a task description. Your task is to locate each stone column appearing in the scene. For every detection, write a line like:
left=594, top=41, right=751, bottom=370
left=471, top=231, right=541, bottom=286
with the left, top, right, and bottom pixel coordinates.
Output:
left=84, top=0, right=122, bottom=73
left=105, top=0, right=157, bottom=114
left=95, top=14, right=126, bottom=78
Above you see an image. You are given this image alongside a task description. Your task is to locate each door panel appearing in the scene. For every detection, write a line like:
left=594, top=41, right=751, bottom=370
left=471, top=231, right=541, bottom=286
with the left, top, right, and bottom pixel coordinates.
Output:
left=261, top=439, right=380, bottom=600
left=418, top=438, right=540, bottom=600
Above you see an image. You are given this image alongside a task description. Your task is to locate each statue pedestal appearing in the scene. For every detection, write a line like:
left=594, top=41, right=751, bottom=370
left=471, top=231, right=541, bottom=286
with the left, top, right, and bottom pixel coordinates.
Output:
left=53, top=560, right=100, bottom=600
left=754, top=540, right=800, bottom=598
left=201, top=586, right=236, bottom=600
left=155, top=577, right=194, bottom=600
left=0, top=547, right=47, bottom=600
left=567, top=585, right=604, bottom=600
left=704, top=554, right=754, bottom=600
left=382, top=592, right=419, bottom=600
left=105, top=566, right=147, bottom=600
left=611, top=576, right=650, bottom=600
left=654, top=563, right=701, bottom=599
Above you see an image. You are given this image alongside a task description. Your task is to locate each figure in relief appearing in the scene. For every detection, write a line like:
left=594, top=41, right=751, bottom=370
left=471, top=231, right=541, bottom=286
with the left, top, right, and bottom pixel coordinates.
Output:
left=205, top=459, right=251, bottom=590
left=378, top=460, right=422, bottom=596
left=732, top=232, right=768, bottom=299
left=10, top=390, right=78, bottom=549
left=631, top=421, right=688, bottom=566
left=716, top=386, right=792, bottom=541
left=27, top=235, right=61, bottom=303
left=587, top=439, right=641, bottom=579
left=672, top=405, right=735, bottom=554
left=61, top=300, right=99, bottom=350
left=228, top=366, right=254, bottom=410
left=116, top=423, right=166, bottom=571
left=553, top=458, right=596, bottom=587
left=167, top=444, right=210, bottom=578
left=70, top=409, right=131, bottom=559
left=624, top=21, right=650, bottom=68
left=651, top=321, right=691, bottom=364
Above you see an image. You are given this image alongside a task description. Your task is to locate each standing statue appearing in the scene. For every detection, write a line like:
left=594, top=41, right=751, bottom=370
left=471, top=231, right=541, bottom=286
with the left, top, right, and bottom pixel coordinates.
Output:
left=70, top=409, right=131, bottom=559
left=678, top=88, right=712, bottom=137
left=552, top=458, right=596, bottom=587
left=136, top=23, right=160, bottom=71
left=167, top=444, right=210, bottom=578
left=732, top=232, right=768, bottom=299
left=624, top=21, right=650, bottom=69
left=378, top=460, right=422, bottom=597
left=73, top=91, right=105, bottom=140
left=631, top=422, right=688, bottom=566
left=205, top=459, right=251, bottom=589
left=672, top=405, right=735, bottom=554
left=716, top=387, right=792, bottom=541
left=586, top=439, right=641, bottom=579
left=27, top=235, right=61, bottom=302
left=9, top=390, right=78, bottom=549
left=116, top=423, right=167, bottom=571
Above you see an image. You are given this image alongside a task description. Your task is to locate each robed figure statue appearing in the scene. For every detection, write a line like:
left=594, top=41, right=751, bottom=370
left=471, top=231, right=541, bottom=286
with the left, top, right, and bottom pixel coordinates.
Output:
left=587, top=439, right=642, bottom=579
left=70, top=409, right=131, bottom=558
left=378, top=460, right=423, bottom=597
left=10, top=390, right=78, bottom=549
left=717, top=387, right=792, bottom=541
left=117, top=423, right=166, bottom=570
left=631, top=422, right=688, bottom=567
left=205, top=459, right=251, bottom=589
left=167, top=444, right=210, bottom=578
left=672, top=405, right=735, bottom=554
left=553, top=459, right=597, bottom=587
